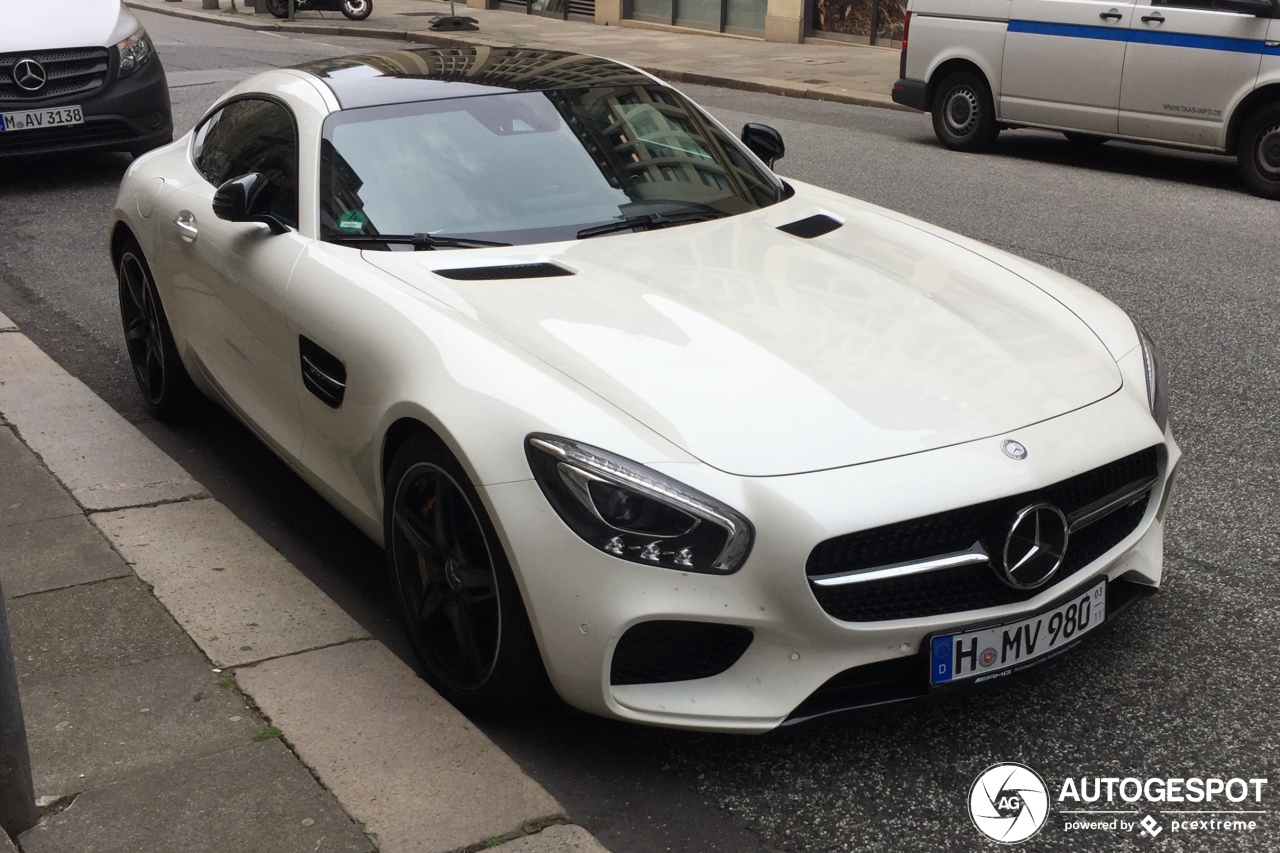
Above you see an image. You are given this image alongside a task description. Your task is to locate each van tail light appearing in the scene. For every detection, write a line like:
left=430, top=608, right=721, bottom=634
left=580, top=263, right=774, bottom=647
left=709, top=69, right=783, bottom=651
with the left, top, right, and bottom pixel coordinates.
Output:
left=902, top=11, right=911, bottom=50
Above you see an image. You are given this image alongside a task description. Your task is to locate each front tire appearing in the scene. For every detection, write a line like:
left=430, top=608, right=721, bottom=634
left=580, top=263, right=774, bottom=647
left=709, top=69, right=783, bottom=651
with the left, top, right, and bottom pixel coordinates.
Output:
left=341, top=0, right=372, bottom=19
left=1237, top=103, right=1280, bottom=200
left=264, top=0, right=289, bottom=18
left=931, top=71, right=1000, bottom=152
left=384, top=434, right=547, bottom=715
left=116, top=238, right=197, bottom=419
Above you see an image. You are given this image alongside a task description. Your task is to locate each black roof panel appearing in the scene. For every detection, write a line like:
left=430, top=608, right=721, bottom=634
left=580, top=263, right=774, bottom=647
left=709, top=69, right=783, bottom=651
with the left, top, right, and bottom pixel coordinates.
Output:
left=293, top=46, right=655, bottom=109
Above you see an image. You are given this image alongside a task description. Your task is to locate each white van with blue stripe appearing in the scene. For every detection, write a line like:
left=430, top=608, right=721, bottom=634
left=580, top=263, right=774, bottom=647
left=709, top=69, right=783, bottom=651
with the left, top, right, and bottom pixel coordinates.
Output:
left=891, top=0, right=1280, bottom=197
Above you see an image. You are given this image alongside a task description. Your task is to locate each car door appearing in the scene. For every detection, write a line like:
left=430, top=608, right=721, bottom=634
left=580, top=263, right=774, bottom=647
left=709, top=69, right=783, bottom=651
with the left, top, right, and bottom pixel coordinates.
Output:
left=166, top=96, right=308, bottom=460
left=1119, top=0, right=1269, bottom=146
left=1002, top=0, right=1136, bottom=132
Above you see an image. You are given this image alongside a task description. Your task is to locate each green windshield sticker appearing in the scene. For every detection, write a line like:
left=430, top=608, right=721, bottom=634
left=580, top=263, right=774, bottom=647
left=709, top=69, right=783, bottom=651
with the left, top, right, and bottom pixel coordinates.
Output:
left=337, top=210, right=368, bottom=233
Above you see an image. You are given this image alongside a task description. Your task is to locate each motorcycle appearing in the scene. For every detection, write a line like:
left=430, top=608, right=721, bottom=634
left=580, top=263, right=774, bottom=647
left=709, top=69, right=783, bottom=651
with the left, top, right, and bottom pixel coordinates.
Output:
left=263, top=0, right=372, bottom=21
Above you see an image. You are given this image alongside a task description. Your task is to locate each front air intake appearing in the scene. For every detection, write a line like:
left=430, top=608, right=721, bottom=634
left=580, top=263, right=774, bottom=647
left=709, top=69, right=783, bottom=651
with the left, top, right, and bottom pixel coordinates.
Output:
left=610, top=620, right=753, bottom=685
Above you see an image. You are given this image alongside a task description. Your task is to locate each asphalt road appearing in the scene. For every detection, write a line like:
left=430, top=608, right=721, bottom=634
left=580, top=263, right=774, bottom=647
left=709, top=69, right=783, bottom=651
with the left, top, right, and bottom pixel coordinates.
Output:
left=1, top=13, right=1277, bottom=853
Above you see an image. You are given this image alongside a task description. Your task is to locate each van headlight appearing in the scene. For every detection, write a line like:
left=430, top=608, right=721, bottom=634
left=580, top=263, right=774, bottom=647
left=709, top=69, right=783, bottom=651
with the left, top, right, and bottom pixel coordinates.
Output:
left=117, top=29, right=154, bottom=78
left=1133, top=320, right=1168, bottom=431
left=526, top=434, right=753, bottom=575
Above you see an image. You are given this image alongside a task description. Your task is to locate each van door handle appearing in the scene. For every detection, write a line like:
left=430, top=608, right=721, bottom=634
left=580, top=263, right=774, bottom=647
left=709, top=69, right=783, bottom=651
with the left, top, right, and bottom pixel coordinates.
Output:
left=1141, top=12, right=1165, bottom=22
left=1099, top=9, right=1123, bottom=20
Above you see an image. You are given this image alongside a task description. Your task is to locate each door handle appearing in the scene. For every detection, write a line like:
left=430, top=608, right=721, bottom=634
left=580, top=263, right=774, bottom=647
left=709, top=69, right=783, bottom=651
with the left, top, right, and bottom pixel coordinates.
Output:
left=1099, top=9, right=1123, bottom=19
left=172, top=210, right=198, bottom=243
left=1141, top=12, right=1165, bottom=22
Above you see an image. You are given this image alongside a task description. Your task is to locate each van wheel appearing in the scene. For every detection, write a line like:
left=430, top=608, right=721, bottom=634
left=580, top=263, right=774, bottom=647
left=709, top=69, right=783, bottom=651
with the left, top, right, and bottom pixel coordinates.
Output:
left=1063, top=132, right=1107, bottom=147
left=1238, top=103, right=1280, bottom=200
left=932, top=71, right=999, bottom=152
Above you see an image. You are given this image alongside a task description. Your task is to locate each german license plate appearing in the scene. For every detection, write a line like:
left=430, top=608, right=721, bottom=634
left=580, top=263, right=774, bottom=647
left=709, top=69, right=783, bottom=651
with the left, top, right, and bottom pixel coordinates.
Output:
left=929, top=579, right=1106, bottom=687
left=0, top=105, right=84, bottom=133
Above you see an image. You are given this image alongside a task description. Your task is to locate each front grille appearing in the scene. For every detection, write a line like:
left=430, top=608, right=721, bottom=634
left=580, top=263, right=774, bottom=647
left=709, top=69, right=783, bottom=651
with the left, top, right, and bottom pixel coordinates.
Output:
left=807, top=447, right=1159, bottom=622
left=784, top=578, right=1157, bottom=725
left=610, top=620, right=753, bottom=685
left=0, top=48, right=111, bottom=103
left=0, top=119, right=133, bottom=153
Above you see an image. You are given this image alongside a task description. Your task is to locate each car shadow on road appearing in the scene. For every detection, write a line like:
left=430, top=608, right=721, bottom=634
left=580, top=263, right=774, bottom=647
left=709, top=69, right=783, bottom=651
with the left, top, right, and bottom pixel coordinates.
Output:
left=989, top=131, right=1243, bottom=195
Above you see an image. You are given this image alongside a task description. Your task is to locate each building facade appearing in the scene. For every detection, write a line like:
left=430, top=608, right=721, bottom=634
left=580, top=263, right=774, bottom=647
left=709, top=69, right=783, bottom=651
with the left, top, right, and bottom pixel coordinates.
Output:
left=470, top=0, right=906, bottom=46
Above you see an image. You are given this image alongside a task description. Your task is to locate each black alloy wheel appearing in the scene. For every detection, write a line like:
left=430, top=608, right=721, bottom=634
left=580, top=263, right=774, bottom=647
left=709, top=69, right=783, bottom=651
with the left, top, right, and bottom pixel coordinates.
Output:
left=932, top=71, right=1000, bottom=152
left=385, top=435, right=546, bottom=714
left=342, top=0, right=373, bottom=19
left=1238, top=103, right=1280, bottom=200
left=116, top=239, right=196, bottom=419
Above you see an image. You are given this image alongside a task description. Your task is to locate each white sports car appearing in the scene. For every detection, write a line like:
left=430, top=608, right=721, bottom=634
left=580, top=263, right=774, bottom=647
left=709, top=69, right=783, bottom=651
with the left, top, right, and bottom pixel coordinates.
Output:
left=109, top=47, right=1180, bottom=733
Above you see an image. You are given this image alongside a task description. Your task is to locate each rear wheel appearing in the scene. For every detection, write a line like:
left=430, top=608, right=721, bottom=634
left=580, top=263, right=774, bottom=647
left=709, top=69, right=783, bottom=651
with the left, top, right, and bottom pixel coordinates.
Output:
left=341, top=0, right=372, bottom=19
left=116, top=238, right=197, bottom=419
left=1237, top=103, right=1280, bottom=200
left=264, top=0, right=289, bottom=18
left=931, top=71, right=1000, bottom=152
left=384, top=434, right=547, bottom=714
left=1063, top=131, right=1107, bottom=147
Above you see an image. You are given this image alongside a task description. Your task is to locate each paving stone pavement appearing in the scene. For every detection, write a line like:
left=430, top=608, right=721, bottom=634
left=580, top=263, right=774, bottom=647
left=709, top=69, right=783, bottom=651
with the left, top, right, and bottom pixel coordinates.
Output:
left=0, top=312, right=605, bottom=852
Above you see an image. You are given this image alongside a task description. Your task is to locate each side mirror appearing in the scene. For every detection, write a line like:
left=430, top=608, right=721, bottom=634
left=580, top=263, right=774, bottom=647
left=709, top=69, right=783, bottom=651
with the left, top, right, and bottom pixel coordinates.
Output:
left=212, top=173, right=287, bottom=234
left=741, top=123, right=785, bottom=169
left=1212, top=0, right=1275, bottom=15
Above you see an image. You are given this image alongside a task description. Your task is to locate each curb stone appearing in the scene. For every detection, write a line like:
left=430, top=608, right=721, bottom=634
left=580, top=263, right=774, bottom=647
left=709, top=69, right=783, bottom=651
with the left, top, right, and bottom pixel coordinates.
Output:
left=0, top=324, right=609, bottom=852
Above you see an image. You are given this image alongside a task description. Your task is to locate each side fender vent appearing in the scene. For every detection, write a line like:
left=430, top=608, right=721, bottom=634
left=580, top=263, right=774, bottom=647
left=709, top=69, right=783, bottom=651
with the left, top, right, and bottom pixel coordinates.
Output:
left=434, top=262, right=574, bottom=281
left=777, top=214, right=843, bottom=239
left=299, top=336, right=346, bottom=409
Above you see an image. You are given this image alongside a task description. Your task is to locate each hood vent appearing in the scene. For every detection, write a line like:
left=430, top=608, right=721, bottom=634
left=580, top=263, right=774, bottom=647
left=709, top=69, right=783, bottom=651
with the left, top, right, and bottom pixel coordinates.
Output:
left=777, top=214, right=843, bottom=239
left=434, top=262, right=573, bottom=281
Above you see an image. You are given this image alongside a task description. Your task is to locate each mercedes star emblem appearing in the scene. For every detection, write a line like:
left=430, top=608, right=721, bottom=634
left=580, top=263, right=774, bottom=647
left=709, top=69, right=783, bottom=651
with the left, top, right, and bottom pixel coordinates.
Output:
left=1001, top=439, right=1028, bottom=460
left=998, top=502, right=1069, bottom=590
left=13, top=58, right=48, bottom=92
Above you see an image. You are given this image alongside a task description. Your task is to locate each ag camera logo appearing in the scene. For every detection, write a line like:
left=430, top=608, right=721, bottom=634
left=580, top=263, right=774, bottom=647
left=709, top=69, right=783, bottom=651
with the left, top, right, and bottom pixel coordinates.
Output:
left=970, top=763, right=1050, bottom=843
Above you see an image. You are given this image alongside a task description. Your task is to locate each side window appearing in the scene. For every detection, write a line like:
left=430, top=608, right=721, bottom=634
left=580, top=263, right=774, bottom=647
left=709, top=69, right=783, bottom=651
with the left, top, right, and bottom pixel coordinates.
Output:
left=1151, top=0, right=1216, bottom=7
left=191, top=98, right=300, bottom=229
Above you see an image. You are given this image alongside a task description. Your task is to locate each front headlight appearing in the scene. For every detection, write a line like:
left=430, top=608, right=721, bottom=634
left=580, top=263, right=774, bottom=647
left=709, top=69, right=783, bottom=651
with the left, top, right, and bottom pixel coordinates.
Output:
left=117, top=28, right=154, bottom=78
left=526, top=434, right=753, bottom=575
left=1133, top=320, right=1168, bottom=432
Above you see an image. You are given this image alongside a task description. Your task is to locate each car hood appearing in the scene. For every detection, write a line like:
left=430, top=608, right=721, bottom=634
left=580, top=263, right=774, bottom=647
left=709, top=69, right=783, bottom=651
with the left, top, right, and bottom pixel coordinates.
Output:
left=4, top=2, right=139, bottom=52
left=364, top=195, right=1122, bottom=477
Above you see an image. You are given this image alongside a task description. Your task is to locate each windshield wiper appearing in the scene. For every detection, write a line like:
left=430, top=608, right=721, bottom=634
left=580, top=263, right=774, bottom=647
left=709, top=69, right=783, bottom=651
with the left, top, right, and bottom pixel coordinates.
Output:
left=576, top=210, right=724, bottom=239
left=326, top=233, right=512, bottom=250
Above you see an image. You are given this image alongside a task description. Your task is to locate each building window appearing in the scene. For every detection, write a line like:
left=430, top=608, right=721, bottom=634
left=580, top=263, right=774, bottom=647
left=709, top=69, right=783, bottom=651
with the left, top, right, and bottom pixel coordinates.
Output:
left=625, top=0, right=766, bottom=35
left=811, top=0, right=905, bottom=45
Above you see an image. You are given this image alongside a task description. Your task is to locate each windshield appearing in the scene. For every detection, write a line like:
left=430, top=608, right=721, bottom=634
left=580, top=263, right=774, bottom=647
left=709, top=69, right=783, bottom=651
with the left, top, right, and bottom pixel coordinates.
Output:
left=319, top=85, right=784, bottom=246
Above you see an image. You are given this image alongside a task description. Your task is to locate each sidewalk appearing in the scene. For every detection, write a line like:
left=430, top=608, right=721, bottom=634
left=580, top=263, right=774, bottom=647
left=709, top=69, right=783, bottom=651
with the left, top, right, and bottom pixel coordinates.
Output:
left=127, top=0, right=906, bottom=111
left=0, top=309, right=605, bottom=852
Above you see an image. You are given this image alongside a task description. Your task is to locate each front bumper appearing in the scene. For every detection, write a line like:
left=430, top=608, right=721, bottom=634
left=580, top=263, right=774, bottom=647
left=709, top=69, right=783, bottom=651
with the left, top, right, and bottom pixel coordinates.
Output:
left=484, top=349, right=1180, bottom=733
left=0, top=50, right=171, bottom=159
